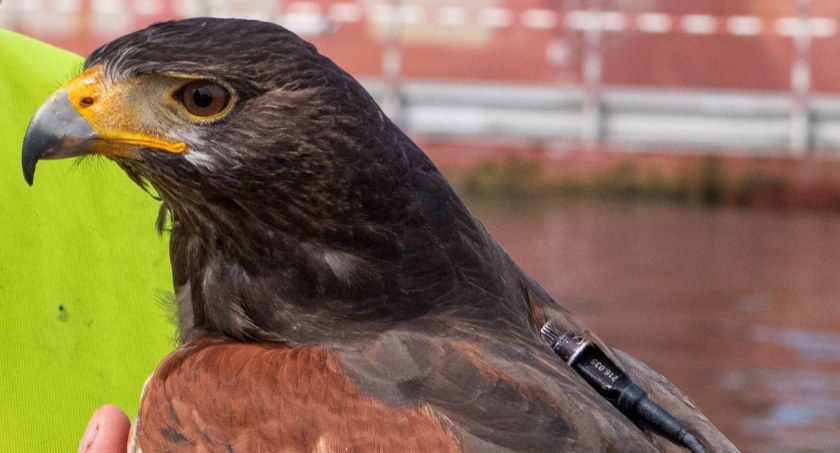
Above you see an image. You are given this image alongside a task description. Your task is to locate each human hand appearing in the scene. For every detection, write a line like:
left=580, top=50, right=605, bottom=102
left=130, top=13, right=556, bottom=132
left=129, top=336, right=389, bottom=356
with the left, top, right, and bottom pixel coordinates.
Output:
left=77, top=405, right=131, bottom=453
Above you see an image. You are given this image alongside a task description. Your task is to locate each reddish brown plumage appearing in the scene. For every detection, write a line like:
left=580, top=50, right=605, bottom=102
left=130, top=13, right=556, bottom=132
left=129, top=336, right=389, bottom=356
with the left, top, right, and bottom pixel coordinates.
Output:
left=132, top=339, right=463, bottom=452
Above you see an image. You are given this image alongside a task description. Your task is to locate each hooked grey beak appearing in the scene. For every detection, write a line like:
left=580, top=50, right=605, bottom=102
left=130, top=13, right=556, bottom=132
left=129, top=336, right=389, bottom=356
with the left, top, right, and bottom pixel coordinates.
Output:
left=21, top=91, right=96, bottom=186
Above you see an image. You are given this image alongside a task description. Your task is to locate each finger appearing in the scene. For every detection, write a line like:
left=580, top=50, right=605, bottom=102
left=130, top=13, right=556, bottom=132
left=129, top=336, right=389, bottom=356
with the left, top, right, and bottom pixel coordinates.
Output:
left=78, top=404, right=131, bottom=453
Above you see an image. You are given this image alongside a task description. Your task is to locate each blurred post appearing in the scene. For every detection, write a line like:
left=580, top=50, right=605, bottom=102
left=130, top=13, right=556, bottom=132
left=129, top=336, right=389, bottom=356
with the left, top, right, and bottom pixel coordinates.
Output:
left=790, top=0, right=812, bottom=155
left=197, top=0, right=212, bottom=16
left=381, top=0, right=404, bottom=126
left=581, top=0, right=603, bottom=149
left=4, top=1, right=20, bottom=32
left=275, top=0, right=284, bottom=20
left=197, top=0, right=279, bottom=18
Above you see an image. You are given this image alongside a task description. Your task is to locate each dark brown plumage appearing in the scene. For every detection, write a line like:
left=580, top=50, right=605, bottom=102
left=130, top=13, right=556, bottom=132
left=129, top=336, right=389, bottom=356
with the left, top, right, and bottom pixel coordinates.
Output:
left=23, top=18, right=738, bottom=452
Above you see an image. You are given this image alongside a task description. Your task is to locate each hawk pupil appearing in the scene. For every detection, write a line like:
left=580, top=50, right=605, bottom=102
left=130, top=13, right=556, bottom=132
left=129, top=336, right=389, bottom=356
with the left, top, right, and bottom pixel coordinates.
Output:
left=192, top=87, right=214, bottom=108
left=180, top=80, right=229, bottom=117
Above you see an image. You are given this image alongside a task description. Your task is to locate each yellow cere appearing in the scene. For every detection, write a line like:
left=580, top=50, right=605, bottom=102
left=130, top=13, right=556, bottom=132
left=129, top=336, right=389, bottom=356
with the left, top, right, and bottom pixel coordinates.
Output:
left=62, top=65, right=187, bottom=154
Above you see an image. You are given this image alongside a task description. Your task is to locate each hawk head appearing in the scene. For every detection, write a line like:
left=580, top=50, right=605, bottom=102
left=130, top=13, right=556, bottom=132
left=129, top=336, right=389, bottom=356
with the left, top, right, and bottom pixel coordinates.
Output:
left=22, top=18, right=496, bottom=343
left=25, top=18, right=399, bottom=238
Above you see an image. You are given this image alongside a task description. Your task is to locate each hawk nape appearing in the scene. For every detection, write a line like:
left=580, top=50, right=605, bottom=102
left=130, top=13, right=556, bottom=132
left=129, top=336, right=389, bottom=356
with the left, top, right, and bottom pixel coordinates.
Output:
left=22, top=18, right=737, bottom=452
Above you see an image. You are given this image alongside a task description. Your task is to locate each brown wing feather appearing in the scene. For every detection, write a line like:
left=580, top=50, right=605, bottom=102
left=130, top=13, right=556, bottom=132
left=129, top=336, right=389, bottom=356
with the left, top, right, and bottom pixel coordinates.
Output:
left=132, top=339, right=463, bottom=452
left=333, top=327, right=662, bottom=453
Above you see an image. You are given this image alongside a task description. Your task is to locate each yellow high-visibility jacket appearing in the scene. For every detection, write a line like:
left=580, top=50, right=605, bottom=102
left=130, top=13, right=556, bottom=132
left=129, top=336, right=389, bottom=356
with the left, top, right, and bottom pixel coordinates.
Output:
left=0, top=29, right=173, bottom=452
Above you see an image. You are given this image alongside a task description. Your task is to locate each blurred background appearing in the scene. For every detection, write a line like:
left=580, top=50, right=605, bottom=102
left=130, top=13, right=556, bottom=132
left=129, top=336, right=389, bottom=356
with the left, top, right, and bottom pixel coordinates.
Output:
left=4, top=1, right=840, bottom=451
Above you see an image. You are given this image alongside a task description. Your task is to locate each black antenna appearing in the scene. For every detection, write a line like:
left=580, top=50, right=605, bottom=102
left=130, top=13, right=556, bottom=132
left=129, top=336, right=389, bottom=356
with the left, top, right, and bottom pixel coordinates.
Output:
left=540, top=322, right=706, bottom=453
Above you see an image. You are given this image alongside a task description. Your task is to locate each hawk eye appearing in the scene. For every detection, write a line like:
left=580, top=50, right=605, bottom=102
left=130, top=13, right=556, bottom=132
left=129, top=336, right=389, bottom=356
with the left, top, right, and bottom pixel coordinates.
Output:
left=179, top=81, right=230, bottom=117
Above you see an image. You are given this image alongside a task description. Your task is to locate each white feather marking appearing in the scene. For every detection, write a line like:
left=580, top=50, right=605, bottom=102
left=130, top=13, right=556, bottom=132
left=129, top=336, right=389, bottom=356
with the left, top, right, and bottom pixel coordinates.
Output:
left=321, top=249, right=359, bottom=283
left=127, top=374, right=153, bottom=453
left=313, top=436, right=333, bottom=453
left=184, top=149, right=217, bottom=169
left=302, top=242, right=360, bottom=284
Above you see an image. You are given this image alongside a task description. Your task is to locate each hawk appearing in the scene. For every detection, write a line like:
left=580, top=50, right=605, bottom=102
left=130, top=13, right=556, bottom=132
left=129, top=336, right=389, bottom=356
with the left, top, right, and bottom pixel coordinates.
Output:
left=22, top=18, right=735, bottom=452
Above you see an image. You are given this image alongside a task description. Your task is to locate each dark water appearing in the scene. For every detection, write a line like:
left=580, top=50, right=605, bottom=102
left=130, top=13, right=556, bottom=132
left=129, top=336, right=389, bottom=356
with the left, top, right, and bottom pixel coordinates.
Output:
left=465, top=197, right=840, bottom=453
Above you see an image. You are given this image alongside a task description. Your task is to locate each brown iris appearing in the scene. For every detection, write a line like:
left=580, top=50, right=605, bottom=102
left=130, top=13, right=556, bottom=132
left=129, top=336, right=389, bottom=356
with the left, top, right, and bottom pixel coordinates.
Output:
left=179, top=80, right=230, bottom=117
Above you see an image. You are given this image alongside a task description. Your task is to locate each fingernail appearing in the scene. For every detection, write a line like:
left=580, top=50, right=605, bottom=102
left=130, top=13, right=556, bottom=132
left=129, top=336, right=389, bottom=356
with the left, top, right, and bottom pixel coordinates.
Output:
left=78, top=407, right=101, bottom=453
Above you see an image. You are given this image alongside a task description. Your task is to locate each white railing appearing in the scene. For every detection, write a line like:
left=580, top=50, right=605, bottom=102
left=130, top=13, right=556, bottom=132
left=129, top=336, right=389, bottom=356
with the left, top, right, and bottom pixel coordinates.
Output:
left=362, top=80, right=840, bottom=157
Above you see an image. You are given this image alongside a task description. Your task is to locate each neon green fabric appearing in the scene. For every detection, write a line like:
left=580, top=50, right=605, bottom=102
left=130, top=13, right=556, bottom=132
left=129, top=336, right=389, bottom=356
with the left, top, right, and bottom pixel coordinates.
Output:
left=0, top=30, right=174, bottom=452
